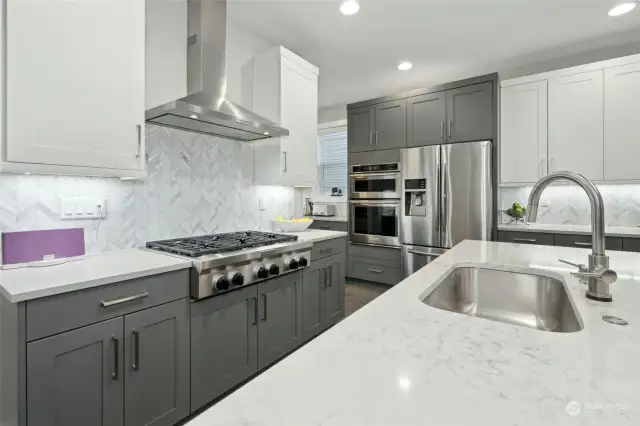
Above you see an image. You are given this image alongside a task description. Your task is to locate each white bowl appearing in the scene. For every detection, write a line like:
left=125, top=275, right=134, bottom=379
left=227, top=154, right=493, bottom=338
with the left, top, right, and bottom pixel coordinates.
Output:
left=271, top=219, right=313, bottom=232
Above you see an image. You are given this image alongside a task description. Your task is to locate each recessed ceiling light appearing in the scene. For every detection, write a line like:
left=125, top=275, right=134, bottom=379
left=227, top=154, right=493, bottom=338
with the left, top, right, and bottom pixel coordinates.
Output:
left=398, top=61, right=413, bottom=71
left=189, top=114, right=198, bottom=119
left=340, top=0, right=360, bottom=15
left=608, top=1, right=637, bottom=16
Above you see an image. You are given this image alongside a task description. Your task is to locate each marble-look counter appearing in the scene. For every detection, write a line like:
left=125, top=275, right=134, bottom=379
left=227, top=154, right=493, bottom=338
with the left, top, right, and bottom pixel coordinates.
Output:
left=285, top=229, right=347, bottom=242
left=499, top=222, right=640, bottom=238
left=187, top=240, right=640, bottom=426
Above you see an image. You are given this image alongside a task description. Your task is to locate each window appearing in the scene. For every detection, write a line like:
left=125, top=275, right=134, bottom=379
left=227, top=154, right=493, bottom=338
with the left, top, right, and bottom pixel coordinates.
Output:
left=317, top=125, right=348, bottom=194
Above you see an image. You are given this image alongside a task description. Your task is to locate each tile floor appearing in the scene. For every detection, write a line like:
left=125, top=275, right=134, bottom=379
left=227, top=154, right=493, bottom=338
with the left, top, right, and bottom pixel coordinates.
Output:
left=345, top=280, right=390, bottom=316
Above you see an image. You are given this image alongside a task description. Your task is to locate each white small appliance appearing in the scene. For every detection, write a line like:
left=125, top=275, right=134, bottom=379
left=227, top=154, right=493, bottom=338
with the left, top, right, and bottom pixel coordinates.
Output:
left=313, top=203, right=336, bottom=217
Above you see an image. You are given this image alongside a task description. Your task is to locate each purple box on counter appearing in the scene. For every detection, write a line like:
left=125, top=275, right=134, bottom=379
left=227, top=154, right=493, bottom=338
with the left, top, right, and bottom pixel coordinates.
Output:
left=1, top=228, right=85, bottom=265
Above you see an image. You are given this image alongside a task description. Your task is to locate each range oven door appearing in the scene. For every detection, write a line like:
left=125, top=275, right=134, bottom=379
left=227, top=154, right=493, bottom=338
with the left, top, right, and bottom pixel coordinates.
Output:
left=350, top=173, right=401, bottom=199
left=401, top=245, right=447, bottom=279
left=349, top=200, right=400, bottom=247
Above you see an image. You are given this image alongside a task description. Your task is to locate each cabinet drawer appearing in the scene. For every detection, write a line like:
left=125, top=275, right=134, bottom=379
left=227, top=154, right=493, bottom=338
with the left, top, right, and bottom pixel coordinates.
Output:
left=311, top=237, right=347, bottom=261
left=497, top=231, right=554, bottom=246
left=623, top=238, right=640, bottom=253
left=308, top=220, right=348, bottom=232
left=348, top=259, right=401, bottom=285
left=554, top=234, right=622, bottom=251
left=26, top=270, right=189, bottom=341
left=348, top=243, right=401, bottom=264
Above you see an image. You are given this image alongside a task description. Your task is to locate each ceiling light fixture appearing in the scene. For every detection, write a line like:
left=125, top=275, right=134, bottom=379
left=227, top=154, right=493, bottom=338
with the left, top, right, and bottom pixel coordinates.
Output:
left=340, top=0, right=360, bottom=15
left=398, top=61, right=413, bottom=71
left=608, top=1, right=637, bottom=16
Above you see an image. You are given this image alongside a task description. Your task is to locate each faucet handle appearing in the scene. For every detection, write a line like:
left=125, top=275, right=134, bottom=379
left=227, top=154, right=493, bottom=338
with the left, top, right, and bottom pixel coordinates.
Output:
left=558, top=259, right=587, bottom=272
left=571, top=267, right=618, bottom=285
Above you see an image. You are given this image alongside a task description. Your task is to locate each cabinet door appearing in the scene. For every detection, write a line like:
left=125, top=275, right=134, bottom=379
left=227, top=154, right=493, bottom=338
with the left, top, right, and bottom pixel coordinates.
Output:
left=604, top=63, right=640, bottom=180
left=190, top=286, right=258, bottom=411
left=302, top=260, right=326, bottom=341
left=406, top=92, right=447, bottom=147
left=348, top=106, right=375, bottom=152
left=548, top=71, right=603, bottom=180
left=6, top=0, right=145, bottom=171
left=446, top=82, right=493, bottom=143
left=280, top=58, right=318, bottom=186
left=257, top=271, right=303, bottom=370
left=500, top=81, right=548, bottom=183
left=27, top=318, right=124, bottom=426
left=375, top=100, right=407, bottom=150
left=124, top=299, right=189, bottom=426
left=324, top=253, right=346, bottom=326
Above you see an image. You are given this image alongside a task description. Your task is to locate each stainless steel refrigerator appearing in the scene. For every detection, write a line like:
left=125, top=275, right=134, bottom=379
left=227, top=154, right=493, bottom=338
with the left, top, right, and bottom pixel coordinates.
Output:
left=400, top=141, right=492, bottom=278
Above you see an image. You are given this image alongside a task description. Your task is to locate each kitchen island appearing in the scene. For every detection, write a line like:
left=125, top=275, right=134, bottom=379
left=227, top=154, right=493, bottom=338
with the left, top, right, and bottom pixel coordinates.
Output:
left=187, top=240, right=640, bottom=426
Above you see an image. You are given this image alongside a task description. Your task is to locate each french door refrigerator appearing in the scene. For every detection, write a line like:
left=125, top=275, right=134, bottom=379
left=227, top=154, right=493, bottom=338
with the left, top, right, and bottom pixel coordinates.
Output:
left=400, top=141, right=492, bottom=278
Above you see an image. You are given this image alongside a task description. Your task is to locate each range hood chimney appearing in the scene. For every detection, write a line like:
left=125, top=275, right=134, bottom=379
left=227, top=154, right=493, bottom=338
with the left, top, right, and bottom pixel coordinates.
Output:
left=145, top=0, right=289, bottom=141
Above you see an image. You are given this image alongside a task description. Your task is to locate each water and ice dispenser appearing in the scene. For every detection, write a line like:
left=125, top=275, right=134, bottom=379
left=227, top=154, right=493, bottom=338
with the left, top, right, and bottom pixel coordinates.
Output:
left=404, top=178, right=427, bottom=216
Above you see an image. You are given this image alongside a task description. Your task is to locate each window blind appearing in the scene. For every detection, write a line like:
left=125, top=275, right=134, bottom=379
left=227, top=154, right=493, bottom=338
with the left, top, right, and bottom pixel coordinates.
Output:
left=317, top=127, right=348, bottom=193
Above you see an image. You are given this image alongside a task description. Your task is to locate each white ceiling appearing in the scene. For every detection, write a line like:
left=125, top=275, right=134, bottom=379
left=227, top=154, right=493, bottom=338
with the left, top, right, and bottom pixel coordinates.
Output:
left=228, top=0, right=640, bottom=108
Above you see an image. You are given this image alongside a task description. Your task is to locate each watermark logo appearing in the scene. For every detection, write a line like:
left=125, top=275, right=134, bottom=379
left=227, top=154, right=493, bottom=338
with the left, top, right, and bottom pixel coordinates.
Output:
left=566, top=401, right=581, bottom=416
left=565, top=400, right=627, bottom=416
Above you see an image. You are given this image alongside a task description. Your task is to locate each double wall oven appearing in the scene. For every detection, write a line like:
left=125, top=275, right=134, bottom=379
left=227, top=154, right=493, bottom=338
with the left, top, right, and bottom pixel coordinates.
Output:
left=349, top=162, right=401, bottom=247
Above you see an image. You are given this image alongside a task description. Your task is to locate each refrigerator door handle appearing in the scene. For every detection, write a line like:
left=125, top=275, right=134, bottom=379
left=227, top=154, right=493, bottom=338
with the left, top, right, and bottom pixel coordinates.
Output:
left=441, top=148, right=448, bottom=235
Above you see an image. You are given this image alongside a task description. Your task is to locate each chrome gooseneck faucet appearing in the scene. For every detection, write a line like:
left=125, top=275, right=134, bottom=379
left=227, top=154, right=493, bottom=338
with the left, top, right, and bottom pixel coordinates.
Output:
left=526, top=171, right=616, bottom=302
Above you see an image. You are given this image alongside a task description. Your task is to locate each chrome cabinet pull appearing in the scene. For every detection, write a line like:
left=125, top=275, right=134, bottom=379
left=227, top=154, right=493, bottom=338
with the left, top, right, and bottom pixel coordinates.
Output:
left=512, top=238, right=536, bottom=243
left=368, top=268, right=383, bottom=274
left=375, top=130, right=379, bottom=146
left=440, top=122, right=444, bottom=139
left=407, top=249, right=442, bottom=258
left=319, top=248, right=332, bottom=253
left=574, top=241, right=592, bottom=247
left=262, top=294, right=267, bottom=321
left=132, top=330, right=140, bottom=371
left=447, top=120, right=452, bottom=138
left=252, top=297, right=258, bottom=325
left=136, top=125, right=142, bottom=158
left=319, top=225, right=330, bottom=230
left=111, top=336, right=119, bottom=380
left=321, top=269, right=326, bottom=288
left=100, top=292, right=149, bottom=308
left=369, top=131, right=373, bottom=146
left=282, top=151, right=288, bottom=172
left=327, top=265, right=332, bottom=287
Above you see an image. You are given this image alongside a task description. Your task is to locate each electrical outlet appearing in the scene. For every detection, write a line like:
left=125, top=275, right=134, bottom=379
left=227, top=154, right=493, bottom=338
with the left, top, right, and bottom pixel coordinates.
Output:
left=61, top=198, right=107, bottom=220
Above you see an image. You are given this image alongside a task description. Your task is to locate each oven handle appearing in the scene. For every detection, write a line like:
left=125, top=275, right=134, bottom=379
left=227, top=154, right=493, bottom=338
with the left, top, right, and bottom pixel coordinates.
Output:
left=349, top=200, right=401, bottom=207
left=350, top=173, right=400, bottom=180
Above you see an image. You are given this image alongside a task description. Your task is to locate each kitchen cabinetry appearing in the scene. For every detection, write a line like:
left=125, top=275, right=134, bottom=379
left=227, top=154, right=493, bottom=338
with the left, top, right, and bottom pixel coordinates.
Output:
left=407, top=92, right=447, bottom=147
left=3, top=0, right=146, bottom=178
left=190, top=285, right=258, bottom=411
left=375, top=100, right=407, bottom=150
left=348, top=106, right=376, bottom=152
left=548, top=71, right=603, bottom=180
left=500, top=81, right=548, bottom=183
left=253, top=47, right=319, bottom=187
left=604, top=63, right=640, bottom=180
left=347, top=243, right=402, bottom=285
left=498, top=230, right=638, bottom=253
left=446, top=82, right=493, bottom=143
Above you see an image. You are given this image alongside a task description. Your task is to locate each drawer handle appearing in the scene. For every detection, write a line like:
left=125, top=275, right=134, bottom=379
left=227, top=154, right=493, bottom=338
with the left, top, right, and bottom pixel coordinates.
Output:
left=368, top=268, right=383, bottom=274
left=100, top=292, right=149, bottom=308
left=327, top=265, right=333, bottom=287
left=573, top=242, right=592, bottom=247
left=252, top=297, right=258, bottom=325
left=319, top=248, right=332, bottom=253
left=408, top=249, right=442, bottom=258
left=111, top=336, right=119, bottom=380
left=132, top=330, right=140, bottom=372
left=262, top=293, right=268, bottom=321
left=512, top=238, right=536, bottom=243
left=319, top=226, right=330, bottom=230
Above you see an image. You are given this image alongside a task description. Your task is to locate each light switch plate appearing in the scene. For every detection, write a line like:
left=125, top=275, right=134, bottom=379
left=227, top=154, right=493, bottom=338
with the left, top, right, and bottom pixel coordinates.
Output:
left=61, top=198, right=107, bottom=220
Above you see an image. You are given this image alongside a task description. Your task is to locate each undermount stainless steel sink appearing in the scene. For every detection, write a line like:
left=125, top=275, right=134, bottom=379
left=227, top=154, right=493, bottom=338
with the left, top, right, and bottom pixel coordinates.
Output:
left=423, top=267, right=583, bottom=333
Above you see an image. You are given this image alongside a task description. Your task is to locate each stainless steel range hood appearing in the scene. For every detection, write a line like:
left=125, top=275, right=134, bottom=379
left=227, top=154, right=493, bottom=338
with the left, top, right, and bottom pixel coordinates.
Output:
left=145, top=0, right=289, bottom=142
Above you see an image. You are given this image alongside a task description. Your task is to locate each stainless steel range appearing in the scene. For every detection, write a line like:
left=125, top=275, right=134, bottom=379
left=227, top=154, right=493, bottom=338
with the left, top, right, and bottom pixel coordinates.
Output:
left=146, top=231, right=311, bottom=300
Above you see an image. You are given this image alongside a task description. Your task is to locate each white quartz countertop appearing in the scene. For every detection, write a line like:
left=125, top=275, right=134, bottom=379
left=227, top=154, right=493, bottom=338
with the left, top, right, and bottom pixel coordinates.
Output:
left=0, top=248, right=193, bottom=303
left=188, top=240, right=640, bottom=426
left=283, top=229, right=347, bottom=242
left=499, top=222, right=640, bottom=237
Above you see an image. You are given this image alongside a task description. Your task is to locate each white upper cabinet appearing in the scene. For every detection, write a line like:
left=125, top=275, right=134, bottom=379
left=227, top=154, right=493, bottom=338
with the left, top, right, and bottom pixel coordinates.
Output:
left=547, top=70, right=603, bottom=180
left=604, top=62, right=640, bottom=180
left=3, top=0, right=146, bottom=177
left=500, top=81, right=547, bottom=183
left=253, top=47, right=319, bottom=187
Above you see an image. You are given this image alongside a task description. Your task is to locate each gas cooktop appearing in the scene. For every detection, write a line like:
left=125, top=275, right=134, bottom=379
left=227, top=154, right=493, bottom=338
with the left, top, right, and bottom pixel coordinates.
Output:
left=146, top=231, right=298, bottom=258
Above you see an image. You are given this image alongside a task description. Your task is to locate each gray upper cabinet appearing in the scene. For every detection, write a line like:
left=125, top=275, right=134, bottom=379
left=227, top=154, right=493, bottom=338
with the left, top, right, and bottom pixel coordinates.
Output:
left=324, top=253, right=346, bottom=326
left=446, top=82, right=493, bottom=143
left=407, top=92, right=447, bottom=147
left=302, top=260, right=326, bottom=341
left=348, top=106, right=375, bottom=153
left=27, top=317, right=124, bottom=426
left=124, top=299, right=189, bottom=426
left=190, top=285, right=258, bottom=411
left=375, top=99, right=407, bottom=150
left=257, top=271, right=303, bottom=370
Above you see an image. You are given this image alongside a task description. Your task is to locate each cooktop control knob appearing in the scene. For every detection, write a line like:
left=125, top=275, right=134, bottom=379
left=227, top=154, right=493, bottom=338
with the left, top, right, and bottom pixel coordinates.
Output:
left=288, top=259, right=299, bottom=270
left=231, top=273, right=244, bottom=287
left=255, top=266, right=268, bottom=279
left=269, top=264, right=280, bottom=275
left=214, top=275, right=230, bottom=291
left=298, top=256, right=308, bottom=267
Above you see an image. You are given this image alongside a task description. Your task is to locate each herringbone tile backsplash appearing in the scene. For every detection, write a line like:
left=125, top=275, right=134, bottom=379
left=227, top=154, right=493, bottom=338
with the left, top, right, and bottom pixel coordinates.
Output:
left=0, top=125, right=294, bottom=255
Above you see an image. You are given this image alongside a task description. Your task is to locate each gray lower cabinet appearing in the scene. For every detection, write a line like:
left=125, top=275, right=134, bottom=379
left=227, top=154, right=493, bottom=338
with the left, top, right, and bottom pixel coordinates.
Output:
left=27, top=317, right=125, bottom=426
left=324, top=253, right=346, bottom=326
left=348, top=105, right=375, bottom=153
left=554, top=234, right=622, bottom=251
left=446, top=82, right=493, bottom=143
left=497, top=230, right=554, bottom=246
left=190, top=285, right=258, bottom=411
left=308, top=220, right=348, bottom=232
left=124, top=299, right=189, bottom=426
left=407, top=91, right=447, bottom=147
left=257, top=271, right=303, bottom=370
left=375, top=99, right=407, bottom=150
left=623, top=238, right=640, bottom=252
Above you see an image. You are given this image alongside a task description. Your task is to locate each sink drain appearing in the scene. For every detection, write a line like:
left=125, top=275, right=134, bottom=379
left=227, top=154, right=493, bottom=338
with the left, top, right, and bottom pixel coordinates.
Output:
left=602, top=315, right=628, bottom=326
